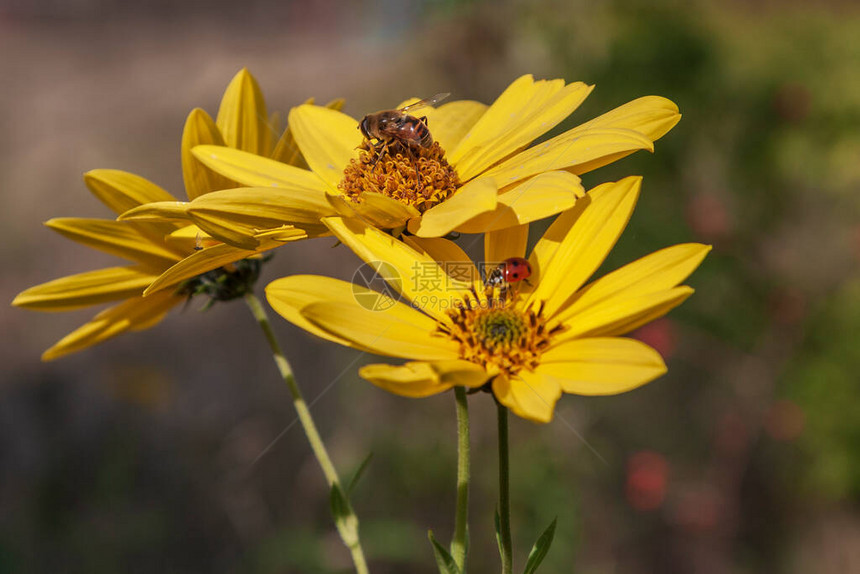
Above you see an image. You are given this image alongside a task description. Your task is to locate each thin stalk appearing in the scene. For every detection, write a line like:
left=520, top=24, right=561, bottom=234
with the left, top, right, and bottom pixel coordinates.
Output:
left=451, top=387, right=471, bottom=571
left=497, top=402, right=513, bottom=574
left=244, top=293, right=369, bottom=574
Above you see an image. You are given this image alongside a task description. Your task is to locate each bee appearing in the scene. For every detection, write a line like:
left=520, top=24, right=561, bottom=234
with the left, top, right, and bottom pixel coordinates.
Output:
left=359, top=93, right=450, bottom=162
left=485, top=257, right=533, bottom=293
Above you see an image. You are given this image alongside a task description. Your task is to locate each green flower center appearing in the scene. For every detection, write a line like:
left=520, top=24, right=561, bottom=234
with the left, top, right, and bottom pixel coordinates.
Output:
left=474, top=309, right=527, bottom=351
left=338, top=141, right=460, bottom=213
left=177, top=256, right=268, bottom=308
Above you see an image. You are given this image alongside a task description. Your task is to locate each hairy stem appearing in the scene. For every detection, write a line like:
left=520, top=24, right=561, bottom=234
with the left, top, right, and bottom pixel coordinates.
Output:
left=451, top=387, right=471, bottom=571
left=497, top=402, right=513, bottom=574
left=245, top=293, right=369, bottom=574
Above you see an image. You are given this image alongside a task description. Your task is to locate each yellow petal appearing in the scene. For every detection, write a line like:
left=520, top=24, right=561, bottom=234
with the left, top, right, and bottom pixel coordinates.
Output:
left=184, top=186, right=332, bottom=249
left=118, top=201, right=193, bottom=223
left=408, top=177, right=498, bottom=238
left=484, top=224, right=529, bottom=264
left=266, top=275, right=388, bottom=350
left=166, top=224, right=205, bottom=241
left=301, top=301, right=460, bottom=361
left=192, top=145, right=326, bottom=192
left=360, top=362, right=453, bottom=397
left=425, top=100, right=488, bottom=153
left=163, top=224, right=217, bottom=252
left=289, top=104, right=363, bottom=190
left=323, top=217, right=468, bottom=319
left=270, top=96, right=313, bottom=167
left=554, top=286, right=693, bottom=341
left=597, top=296, right=693, bottom=337
left=144, top=241, right=278, bottom=295
left=181, top=108, right=233, bottom=200
left=266, top=110, right=285, bottom=157
left=523, top=203, right=579, bottom=277
left=41, top=291, right=180, bottom=361
left=326, top=192, right=418, bottom=237
left=326, top=193, right=360, bottom=219
left=492, top=371, right=561, bottom=424
left=404, top=236, right=481, bottom=289
left=271, top=97, right=346, bottom=167
left=404, top=235, right=472, bottom=264
left=455, top=171, right=582, bottom=234
left=430, top=359, right=493, bottom=387
left=570, top=95, right=681, bottom=143
left=84, top=169, right=178, bottom=216
left=216, top=68, right=268, bottom=155
left=538, top=337, right=666, bottom=395
left=115, top=203, right=212, bottom=262
left=13, top=266, right=158, bottom=310
left=45, top=218, right=180, bottom=269
left=556, top=243, right=711, bottom=320
left=484, top=128, right=652, bottom=188
left=253, top=226, right=310, bottom=242
left=449, top=76, right=593, bottom=181
left=350, top=192, right=419, bottom=230
left=527, top=177, right=641, bottom=316
left=326, top=98, right=346, bottom=110
left=359, top=360, right=490, bottom=398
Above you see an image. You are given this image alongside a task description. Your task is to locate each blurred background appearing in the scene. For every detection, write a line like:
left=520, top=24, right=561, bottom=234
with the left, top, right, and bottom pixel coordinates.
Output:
left=2, top=0, right=860, bottom=572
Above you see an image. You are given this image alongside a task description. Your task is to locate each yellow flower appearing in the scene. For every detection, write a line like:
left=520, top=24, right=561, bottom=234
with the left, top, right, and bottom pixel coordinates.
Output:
left=152, top=74, right=680, bottom=247
left=265, top=177, right=710, bottom=423
left=12, top=69, right=316, bottom=360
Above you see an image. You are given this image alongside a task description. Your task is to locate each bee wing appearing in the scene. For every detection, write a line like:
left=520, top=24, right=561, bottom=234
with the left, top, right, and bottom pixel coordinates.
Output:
left=399, top=92, right=451, bottom=113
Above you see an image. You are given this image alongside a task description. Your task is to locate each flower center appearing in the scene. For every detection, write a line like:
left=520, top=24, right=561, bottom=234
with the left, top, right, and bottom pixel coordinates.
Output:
left=338, top=141, right=460, bottom=213
left=439, top=295, right=562, bottom=377
left=177, top=256, right=268, bottom=307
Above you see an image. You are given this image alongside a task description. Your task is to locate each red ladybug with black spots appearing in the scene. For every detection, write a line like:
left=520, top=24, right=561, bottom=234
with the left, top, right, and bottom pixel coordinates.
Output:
left=485, top=257, right=533, bottom=290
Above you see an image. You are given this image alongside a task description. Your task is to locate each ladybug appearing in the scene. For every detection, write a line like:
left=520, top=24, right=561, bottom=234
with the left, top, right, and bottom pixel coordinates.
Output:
left=486, top=257, right=533, bottom=289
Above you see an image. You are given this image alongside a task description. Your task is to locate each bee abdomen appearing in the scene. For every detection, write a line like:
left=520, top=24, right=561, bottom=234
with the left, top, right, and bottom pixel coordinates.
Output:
left=417, top=125, right=433, bottom=147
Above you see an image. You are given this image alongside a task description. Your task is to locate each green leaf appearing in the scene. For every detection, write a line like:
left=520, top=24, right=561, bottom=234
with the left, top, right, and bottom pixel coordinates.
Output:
left=522, top=517, right=557, bottom=574
left=347, top=452, right=374, bottom=496
left=329, top=483, right=359, bottom=547
left=428, top=530, right=461, bottom=574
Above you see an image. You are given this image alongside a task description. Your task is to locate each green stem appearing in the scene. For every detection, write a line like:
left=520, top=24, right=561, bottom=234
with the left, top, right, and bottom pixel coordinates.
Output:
left=451, top=387, right=470, bottom=571
left=244, top=293, right=369, bottom=574
left=497, top=402, right=513, bottom=574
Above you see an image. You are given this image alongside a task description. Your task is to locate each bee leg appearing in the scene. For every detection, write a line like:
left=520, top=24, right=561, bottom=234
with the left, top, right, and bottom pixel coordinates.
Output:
left=368, top=140, right=387, bottom=171
left=419, top=115, right=429, bottom=126
left=411, top=153, right=422, bottom=190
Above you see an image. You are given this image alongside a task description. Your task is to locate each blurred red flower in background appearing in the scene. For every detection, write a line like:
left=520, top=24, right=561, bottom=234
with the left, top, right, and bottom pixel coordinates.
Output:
left=626, top=450, right=670, bottom=511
